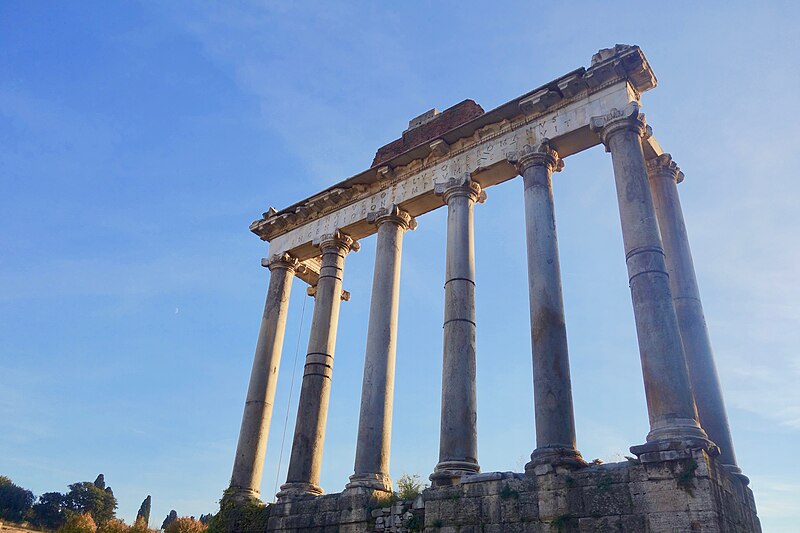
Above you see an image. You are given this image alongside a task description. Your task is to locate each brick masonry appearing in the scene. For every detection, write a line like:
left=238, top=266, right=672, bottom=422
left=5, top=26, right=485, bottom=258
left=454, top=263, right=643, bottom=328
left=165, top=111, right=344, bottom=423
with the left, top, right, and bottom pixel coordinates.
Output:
left=371, top=100, right=485, bottom=168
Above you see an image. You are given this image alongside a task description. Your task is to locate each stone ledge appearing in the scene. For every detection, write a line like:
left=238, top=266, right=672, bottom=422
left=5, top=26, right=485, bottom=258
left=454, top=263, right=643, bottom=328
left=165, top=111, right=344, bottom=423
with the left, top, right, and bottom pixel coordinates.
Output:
left=219, top=451, right=759, bottom=532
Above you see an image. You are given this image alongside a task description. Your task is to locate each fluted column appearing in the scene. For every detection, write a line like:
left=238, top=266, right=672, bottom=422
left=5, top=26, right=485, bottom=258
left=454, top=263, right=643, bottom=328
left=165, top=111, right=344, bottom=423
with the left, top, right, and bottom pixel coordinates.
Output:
left=347, top=205, right=416, bottom=493
left=515, top=141, right=585, bottom=470
left=590, top=103, right=711, bottom=458
left=230, top=253, right=299, bottom=501
left=430, top=175, right=485, bottom=487
left=278, top=230, right=359, bottom=499
left=647, top=154, right=742, bottom=478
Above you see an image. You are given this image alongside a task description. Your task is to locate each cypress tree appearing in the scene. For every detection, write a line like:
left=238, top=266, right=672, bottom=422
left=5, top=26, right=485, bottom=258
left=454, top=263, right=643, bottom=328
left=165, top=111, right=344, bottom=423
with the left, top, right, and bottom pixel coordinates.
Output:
left=136, top=495, right=151, bottom=526
left=161, top=509, right=178, bottom=530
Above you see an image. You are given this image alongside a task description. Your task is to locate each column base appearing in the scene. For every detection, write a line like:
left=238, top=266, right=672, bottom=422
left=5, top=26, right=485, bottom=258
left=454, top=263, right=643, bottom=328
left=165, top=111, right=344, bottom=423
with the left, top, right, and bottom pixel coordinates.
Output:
left=429, top=460, right=480, bottom=487
left=276, top=482, right=323, bottom=501
left=345, top=472, right=393, bottom=493
left=525, top=446, right=587, bottom=474
left=723, top=463, right=750, bottom=485
left=645, top=416, right=710, bottom=443
left=630, top=436, right=717, bottom=464
left=225, top=486, right=261, bottom=504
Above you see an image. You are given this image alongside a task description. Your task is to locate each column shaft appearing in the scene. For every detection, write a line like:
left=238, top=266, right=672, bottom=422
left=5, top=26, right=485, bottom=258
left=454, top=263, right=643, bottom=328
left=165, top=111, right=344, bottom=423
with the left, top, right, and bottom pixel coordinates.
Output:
left=348, top=206, right=415, bottom=492
left=230, top=254, right=297, bottom=501
left=517, top=143, right=584, bottom=470
left=430, top=176, right=484, bottom=487
left=591, top=104, right=710, bottom=457
left=278, top=231, right=358, bottom=498
left=647, top=155, right=740, bottom=473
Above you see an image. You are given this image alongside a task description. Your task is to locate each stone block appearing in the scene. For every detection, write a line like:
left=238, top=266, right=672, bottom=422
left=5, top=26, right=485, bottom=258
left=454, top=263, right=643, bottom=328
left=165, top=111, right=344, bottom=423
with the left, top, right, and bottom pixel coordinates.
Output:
left=454, top=497, right=481, bottom=524
left=537, top=489, right=569, bottom=520
left=619, top=514, right=647, bottom=532
left=500, top=496, right=521, bottom=522
left=481, top=495, right=501, bottom=522
left=578, top=515, right=620, bottom=532
left=583, top=483, right=632, bottom=516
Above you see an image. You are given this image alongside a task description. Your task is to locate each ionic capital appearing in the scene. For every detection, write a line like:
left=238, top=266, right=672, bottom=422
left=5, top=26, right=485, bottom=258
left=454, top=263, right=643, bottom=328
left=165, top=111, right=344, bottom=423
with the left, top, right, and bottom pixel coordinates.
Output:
left=366, top=204, right=418, bottom=231
left=307, top=285, right=350, bottom=301
left=646, top=153, right=685, bottom=184
left=434, top=174, right=487, bottom=205
left=262, top=252, right=301, bottom=272
left=590, top=102, right=648, bottom=151
left=515, top=139, right=564, bottom=175
left=314, top=229, right=360, bottom=254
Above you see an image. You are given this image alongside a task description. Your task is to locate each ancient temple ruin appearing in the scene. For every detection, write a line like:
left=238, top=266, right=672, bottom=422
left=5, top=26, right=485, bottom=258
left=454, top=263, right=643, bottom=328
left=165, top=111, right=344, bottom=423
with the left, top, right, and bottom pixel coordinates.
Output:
left=225, top=45, right=760, bottom=532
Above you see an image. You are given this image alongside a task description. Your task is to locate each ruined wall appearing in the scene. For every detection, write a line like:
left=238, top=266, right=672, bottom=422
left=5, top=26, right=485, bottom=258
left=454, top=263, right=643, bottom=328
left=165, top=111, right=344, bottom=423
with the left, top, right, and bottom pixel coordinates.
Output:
left=228, top=450, right=759, bottom=532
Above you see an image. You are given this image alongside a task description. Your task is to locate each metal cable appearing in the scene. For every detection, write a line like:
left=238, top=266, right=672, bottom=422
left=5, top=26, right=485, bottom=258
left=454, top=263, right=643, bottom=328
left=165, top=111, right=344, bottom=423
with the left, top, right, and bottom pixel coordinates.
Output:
left=272, top=293, right=308, bottom=501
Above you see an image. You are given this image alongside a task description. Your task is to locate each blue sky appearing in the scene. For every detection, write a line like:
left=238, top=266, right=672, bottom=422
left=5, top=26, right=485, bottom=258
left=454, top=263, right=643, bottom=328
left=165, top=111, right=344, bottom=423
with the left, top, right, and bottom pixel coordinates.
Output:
left=1, top=1, right=798, bottom=531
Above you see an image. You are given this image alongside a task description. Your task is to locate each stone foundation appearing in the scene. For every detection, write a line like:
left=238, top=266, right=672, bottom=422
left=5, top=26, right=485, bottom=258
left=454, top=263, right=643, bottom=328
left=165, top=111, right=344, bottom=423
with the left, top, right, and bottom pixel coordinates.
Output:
left=233, top=450, right=759, bottom=532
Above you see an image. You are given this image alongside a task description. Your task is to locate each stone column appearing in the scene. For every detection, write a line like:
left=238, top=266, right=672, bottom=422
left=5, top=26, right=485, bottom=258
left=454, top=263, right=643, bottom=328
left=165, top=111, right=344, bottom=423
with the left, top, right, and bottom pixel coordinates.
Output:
left=347, top=205, right=416, bottom=493
left=515, top=141, right=585, bottom=470
left=590, top=103, right=711, bottom=458
left=278, top=230, right=359, bottom=499
left=430, top=175, right=485, bottom=487
left=647, top=154, right=743, bottom=478
left=230, top=253, right=299, bottom=501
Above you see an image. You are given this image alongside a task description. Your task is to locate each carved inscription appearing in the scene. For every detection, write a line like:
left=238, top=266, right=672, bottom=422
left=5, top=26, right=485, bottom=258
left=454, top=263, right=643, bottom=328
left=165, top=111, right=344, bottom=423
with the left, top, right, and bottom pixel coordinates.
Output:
left=267, top=81, right=637, bottom=258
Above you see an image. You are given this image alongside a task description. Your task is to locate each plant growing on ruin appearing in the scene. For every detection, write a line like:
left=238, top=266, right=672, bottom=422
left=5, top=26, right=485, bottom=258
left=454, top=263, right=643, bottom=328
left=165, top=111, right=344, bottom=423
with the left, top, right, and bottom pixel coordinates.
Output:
left=499, top=484, right=519, bottom=500
left=676, top=459, right=698, bottom=495
left=396, top=474, right=426, bottom=501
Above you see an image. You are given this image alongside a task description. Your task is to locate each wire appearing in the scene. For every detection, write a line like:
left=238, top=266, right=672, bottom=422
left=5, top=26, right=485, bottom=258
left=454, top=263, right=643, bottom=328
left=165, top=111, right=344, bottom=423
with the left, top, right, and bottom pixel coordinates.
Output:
left=272, top=292, right=308, bottom=501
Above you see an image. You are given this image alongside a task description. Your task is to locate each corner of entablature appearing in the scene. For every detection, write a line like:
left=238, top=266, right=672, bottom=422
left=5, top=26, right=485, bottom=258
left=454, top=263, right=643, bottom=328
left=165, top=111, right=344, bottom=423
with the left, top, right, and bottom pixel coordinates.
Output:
left=588, top=44, right=656, bottom=96
left=589, top=101, right=647, bottom=151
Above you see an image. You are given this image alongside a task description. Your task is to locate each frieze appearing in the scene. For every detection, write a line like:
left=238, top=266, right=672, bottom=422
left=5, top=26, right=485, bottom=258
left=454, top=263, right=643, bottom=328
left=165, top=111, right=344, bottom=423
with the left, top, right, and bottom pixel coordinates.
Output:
left=256, top=46, right=656, bottom=264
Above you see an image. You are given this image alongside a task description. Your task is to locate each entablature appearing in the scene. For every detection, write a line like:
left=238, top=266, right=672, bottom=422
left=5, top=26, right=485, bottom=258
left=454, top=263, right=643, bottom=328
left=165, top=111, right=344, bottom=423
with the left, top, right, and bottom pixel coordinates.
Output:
left=250, top=45, right=661, bottom=277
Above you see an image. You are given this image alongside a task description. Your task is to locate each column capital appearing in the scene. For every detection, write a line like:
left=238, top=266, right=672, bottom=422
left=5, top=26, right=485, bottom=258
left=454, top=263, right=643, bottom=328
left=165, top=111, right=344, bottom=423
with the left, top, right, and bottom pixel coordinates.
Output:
left=515, top=139, right=564, bottom=175
left=314, top=229, right=360, bottom=254
left=262, top=252, right=301, bottom=272
left=367, top=204, right=418, bottom=231
left=307, top=284, right=350, bottom=301
left=646, top=153, right=685, bottom=184
left=434, top=174, right=487, bottom=205
left=590, top=102, right=649, bottom=151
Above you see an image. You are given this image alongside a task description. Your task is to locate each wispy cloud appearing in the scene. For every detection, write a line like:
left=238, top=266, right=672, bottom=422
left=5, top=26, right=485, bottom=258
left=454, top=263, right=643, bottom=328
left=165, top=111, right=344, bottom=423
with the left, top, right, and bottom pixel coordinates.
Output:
left=158, top=2, right=422, bottom=188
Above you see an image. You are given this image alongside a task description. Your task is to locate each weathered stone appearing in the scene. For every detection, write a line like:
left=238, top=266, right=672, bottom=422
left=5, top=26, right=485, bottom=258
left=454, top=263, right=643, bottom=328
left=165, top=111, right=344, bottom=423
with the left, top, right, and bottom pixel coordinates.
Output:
left=229, top=44, right=758, bottom=533
left=230, top=454, right=757, bottom=531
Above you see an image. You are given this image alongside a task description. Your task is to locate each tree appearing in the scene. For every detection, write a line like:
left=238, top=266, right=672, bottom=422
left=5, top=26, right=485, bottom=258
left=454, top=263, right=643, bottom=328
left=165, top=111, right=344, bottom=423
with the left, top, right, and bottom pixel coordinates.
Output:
left=161, top=510, right=178, bottom=530
left=65, top=482, right=117, bottom=525
left=129, top=515, right=156, bottom=533
left=31, top=491, right=67, bottom=529
left=164, top=517, right=207, bottom=533
left=93, top=475, right=106, bottom=491
left=136, top=495, right=151, bottom=526
left=0, top=476, right=35, bottom=522
left=58, top=512, right=97, bottom=533
left=198, top=514, right=212, bottom=525
left=97, top=518, right=129, bottom=533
